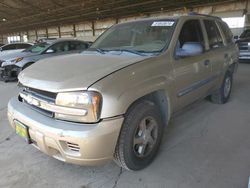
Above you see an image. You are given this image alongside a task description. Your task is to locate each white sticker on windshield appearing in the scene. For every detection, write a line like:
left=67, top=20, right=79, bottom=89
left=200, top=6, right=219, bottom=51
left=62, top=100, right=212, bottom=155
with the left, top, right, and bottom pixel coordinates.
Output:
left=151, top=21, right=174, bottom=27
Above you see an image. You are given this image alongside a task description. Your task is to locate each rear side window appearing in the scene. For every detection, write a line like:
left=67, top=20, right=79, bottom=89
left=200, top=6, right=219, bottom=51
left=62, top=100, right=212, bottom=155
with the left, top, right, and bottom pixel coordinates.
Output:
left=16, top=43, right=31, bottom=49
left=204, top=20, right=224, bottom=49
left=50, top=41, right=70, bottom=53
left=69, top=41, right=88, bottom=51
left=217, top=21, right=233, bottom=44
left=20, top=43, right=32, bottom=49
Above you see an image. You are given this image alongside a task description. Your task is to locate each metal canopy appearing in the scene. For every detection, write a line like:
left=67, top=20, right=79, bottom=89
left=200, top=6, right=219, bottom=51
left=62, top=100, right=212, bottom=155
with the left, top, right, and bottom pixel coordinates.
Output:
left=0, top=0, right=241, bottom=34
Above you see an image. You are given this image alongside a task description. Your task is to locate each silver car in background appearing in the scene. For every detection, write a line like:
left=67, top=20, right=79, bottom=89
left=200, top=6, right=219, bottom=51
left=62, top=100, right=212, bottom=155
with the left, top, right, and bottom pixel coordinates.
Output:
left=0, top=39, right=90, bottom=81
left=235, top=29, right=250, bottom=62
left=0, top=43, right=33, bottom=56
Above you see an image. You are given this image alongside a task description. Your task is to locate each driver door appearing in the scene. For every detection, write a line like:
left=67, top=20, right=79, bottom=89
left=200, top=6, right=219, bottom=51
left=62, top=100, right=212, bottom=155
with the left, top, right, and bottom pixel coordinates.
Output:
left=173, top=19, right=212, bottom=110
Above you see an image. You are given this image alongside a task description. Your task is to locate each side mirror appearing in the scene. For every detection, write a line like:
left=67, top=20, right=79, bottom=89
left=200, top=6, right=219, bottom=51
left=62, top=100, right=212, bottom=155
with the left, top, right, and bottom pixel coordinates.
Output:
left=234, top=35, right=239, bottom=40
left=46, top=49, right=55, bottom=54
left=176, top=42, right=203, bottom=58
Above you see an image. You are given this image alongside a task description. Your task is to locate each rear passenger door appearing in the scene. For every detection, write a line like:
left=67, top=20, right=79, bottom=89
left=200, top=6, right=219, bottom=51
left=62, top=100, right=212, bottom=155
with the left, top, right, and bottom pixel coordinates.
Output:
left=173, top=19, right=212, bottom=110
left=203, top=19, right=228, bottom=90
left=217, top=20, right=238, bottom=68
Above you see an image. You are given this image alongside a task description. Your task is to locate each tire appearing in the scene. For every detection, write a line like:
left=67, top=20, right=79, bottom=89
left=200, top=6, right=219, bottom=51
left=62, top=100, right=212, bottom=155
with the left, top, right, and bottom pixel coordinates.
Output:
left=210, top=71, right=233, bottom=104
left=114, top=100, right=164, bottom=171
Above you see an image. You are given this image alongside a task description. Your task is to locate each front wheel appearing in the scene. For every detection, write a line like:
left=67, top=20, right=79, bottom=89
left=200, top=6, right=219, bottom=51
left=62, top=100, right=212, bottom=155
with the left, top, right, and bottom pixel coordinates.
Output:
left=210, top=71, right=233, bottom=104
left=114, top=101, right=164, bottom=171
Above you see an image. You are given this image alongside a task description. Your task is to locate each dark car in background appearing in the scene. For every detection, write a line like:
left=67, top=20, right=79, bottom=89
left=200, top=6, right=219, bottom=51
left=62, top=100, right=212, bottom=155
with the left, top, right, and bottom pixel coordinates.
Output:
left=0, top=39, right=90, bottom=81
left=0, top=43, right=5, bottom=47
left=236, top=29, right=250, bottom=62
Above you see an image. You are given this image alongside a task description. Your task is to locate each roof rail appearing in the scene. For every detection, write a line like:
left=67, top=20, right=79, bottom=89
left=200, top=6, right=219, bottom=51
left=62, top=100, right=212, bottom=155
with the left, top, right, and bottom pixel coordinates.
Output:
left=188, top=12, right=222, bottom=20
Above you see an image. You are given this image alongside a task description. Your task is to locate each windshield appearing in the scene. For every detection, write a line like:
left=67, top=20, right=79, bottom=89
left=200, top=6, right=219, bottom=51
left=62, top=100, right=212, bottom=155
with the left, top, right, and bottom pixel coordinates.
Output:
left=240, top=30, right=250, bottom=38
left=91, top=20, right=176, bottom=55
left=24, top=42, right=50, bottom=53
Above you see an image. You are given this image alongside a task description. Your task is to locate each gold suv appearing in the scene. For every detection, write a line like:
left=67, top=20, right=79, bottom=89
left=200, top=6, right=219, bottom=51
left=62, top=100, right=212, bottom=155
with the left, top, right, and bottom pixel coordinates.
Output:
left=8, top=13, right=238, bottom=171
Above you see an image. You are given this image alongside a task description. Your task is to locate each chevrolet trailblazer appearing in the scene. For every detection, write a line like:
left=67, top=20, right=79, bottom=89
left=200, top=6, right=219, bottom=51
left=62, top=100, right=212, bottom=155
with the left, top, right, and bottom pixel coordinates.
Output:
left=8, top=13, right=238, bottom=171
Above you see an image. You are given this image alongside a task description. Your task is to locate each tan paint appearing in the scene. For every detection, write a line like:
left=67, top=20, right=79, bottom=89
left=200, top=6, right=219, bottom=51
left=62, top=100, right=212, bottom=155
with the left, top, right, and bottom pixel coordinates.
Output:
left=9, top=15, right=238, bottom=166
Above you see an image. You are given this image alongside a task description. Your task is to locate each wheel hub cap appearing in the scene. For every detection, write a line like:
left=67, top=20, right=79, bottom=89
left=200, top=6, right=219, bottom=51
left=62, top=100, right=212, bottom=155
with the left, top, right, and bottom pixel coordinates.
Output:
left=224, top=77, right=231, bottom=98
left=133, top=116, right=158, bottom=158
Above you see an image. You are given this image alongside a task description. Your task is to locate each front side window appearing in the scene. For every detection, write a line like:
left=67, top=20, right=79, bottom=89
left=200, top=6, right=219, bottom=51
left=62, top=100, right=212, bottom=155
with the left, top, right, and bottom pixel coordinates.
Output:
left=24, top=42, right=50, bottom=53
left=204, top=20, right=224, bottom=49
left=175, top=19, right=204, bottom=57
left=91, top=20, right=176, bottom=55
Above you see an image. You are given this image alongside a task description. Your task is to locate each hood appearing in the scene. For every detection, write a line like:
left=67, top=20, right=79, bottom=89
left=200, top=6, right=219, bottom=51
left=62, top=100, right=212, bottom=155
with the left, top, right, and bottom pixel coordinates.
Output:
left=0, top=50, right=36, bottom=61
left=19, top=53, right=148, bottom=92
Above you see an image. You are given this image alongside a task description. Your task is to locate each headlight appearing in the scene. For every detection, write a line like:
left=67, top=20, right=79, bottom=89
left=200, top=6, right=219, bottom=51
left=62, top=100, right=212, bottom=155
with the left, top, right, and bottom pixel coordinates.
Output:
left=1, top=57, right=23, bottom=67
left=2, top=60, right=13, bottom=67
left=55, top=91, right=102, bottom=123
left=15, top=57, right=23, bottom=63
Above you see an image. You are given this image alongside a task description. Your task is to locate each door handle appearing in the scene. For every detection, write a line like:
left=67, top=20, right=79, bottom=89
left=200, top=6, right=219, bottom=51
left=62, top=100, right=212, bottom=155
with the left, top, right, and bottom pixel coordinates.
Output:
left=204, top=60, right=210, bottom=66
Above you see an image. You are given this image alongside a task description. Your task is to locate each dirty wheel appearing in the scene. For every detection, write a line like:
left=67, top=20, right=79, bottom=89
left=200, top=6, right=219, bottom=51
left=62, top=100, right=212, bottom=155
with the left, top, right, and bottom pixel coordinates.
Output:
left=114, top=101, right=163, bottom=171
left=210, top=71, right=233, bottom=104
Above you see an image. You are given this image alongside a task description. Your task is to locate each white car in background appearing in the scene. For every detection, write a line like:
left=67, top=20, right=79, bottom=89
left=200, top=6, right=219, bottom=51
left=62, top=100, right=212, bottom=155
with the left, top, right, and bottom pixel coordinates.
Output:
left=0, top=43, right=33, bottom=68
left=0, top=43, right=33, bottom=56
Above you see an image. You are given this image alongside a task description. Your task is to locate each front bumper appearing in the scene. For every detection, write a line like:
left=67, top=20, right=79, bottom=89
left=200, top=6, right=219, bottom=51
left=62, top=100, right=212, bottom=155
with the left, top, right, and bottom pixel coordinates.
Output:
left=8, top=97, right=123, bottom=166
left=0, top=65, right=21, bottom=80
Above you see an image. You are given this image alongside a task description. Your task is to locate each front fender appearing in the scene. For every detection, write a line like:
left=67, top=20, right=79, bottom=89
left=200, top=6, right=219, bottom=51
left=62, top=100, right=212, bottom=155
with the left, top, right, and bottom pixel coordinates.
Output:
left=16, top=57, right=39, bottom=67
left=88, top=55, right=176, bottom=119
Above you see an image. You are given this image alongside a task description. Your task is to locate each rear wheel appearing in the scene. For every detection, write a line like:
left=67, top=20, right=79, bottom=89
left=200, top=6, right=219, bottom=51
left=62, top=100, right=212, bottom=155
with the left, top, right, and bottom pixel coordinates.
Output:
left=210, top=71, right=233, bottom=104
left=114, top=101, right=164, bottom=171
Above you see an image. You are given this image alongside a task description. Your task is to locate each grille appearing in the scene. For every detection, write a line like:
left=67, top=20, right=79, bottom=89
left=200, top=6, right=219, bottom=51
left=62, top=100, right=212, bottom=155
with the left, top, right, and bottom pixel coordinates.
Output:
left=19, top=85, right=57, bottom=117
left=66, top=142, right=80, bottom=152
left=23, top=87, right=56, bottom=102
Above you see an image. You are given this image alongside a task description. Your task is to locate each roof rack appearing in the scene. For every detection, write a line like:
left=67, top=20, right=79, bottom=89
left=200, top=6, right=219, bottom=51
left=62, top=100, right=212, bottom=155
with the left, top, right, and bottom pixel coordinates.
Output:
left=188, top=12, right=222, bottom=20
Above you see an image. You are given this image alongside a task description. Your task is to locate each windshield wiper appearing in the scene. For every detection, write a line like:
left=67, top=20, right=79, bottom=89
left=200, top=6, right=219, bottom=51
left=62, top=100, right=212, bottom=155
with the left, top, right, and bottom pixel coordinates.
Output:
left=107, top=49, right=146, bottom=56
left=87, top=47, right=105, bottom=54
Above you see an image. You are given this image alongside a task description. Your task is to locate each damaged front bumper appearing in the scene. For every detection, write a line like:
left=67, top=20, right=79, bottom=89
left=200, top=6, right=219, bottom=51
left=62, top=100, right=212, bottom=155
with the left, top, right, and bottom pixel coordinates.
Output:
left=0, top=65, right=21, bottom=81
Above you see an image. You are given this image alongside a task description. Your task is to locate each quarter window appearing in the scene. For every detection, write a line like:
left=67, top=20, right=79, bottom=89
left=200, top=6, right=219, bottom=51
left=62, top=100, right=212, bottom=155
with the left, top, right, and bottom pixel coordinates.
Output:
left=204, top=20, right=224, bottom=49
